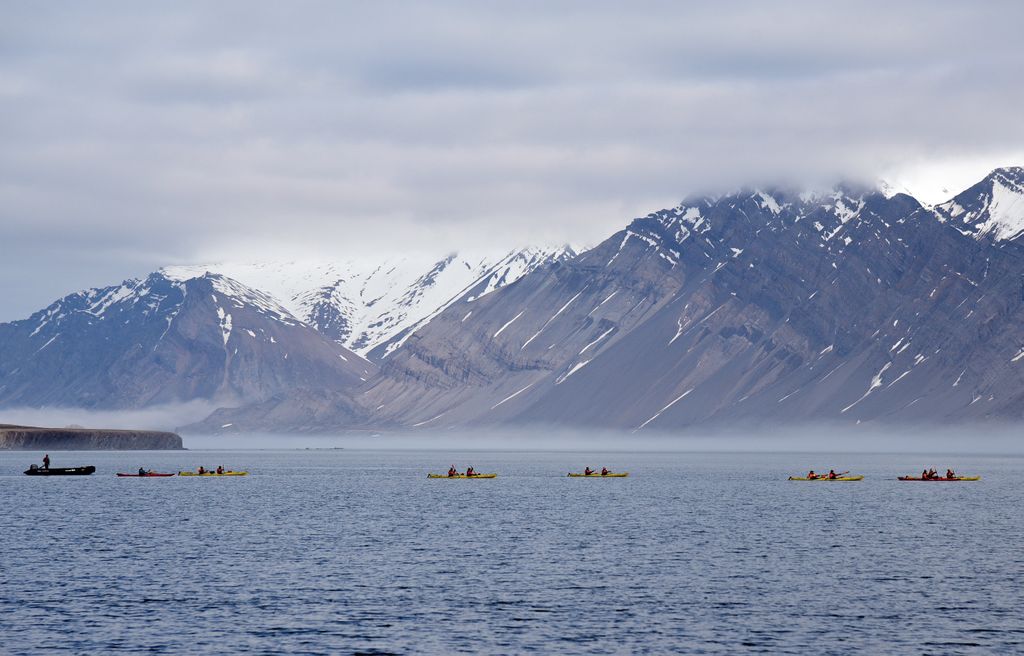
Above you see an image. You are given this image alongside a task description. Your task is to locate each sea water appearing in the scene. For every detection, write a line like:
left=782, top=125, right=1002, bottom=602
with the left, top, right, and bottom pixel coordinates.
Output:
left=1, top=449, right=1021, bottom=654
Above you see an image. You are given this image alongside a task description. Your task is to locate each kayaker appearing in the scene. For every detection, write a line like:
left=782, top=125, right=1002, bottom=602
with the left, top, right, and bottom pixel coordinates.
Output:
left=138, top=467, right=146, bottom=476
left=946, top=469, right=956, bottom=479
left=807, top=470, right=818, bottom=480
left=447, top=465, right=458, bottom=478
left=466, top=466, right=476, bottom=477
left=928, top=468, right=938, bottom=480
left=216, top=466, right=224, bottom=475
left=828, top=469, right=837, bottom=480
left=584, top=466, right=595, bottom=476
left=43, top=454, right=50, bottom=470
left=921, top=469, right=930, bottom=480
left=198, top=466, right=206, bottom=475
left=601, top=467, right=610, bottom=476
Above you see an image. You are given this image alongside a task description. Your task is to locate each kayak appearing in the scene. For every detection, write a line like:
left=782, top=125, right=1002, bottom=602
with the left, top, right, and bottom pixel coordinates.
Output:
left=568, top=472, right=629, bottom=478
left=898, top=476, right=980, bottom=481
left=427, top=474, right=497, bottom=479
left=178, top=471, right=248, bottom=477
left=117, top=472, right=175, bottom=477
left=24, top=466, right=96, bottom=476
left=788, top=475, right=863, bottom=481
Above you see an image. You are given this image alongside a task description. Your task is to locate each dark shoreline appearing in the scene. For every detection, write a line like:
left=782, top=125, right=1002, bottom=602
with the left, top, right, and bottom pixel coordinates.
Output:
left=0, top=424, right=184, bottom=450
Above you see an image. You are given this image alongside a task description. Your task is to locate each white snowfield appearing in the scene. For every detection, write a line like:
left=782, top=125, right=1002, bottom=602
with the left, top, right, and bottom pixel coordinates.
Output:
left=965, top=173, right=1024, bottom=240
left=162, top=246, right=575, bottom=357
left=935, top=167, right=1024, bottom=241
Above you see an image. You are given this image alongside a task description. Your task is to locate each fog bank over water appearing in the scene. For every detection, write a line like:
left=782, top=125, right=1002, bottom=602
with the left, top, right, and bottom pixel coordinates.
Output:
left=0, top=402, right=217, bottom=433
left=181, top=424, right=1024, bottom=455
left=2, top=403, right=1018, bottom=454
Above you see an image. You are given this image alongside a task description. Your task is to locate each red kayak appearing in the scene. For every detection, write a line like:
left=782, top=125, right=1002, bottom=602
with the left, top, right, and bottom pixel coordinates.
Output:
left=116, top=472, right=175, bottom=477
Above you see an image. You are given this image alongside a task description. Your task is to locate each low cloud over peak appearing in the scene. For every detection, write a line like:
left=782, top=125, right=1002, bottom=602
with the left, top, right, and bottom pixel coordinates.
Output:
left=1, top=1, right=1023, bottom=318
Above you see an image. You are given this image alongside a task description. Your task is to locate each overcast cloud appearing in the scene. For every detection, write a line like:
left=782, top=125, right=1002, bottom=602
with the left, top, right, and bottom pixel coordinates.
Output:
left=2, top=1, right=1023, bottom=319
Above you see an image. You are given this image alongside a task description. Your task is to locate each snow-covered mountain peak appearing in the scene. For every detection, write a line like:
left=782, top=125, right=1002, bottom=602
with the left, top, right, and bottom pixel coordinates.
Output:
left=21, top=272, right=192, bottom=337
left=877, top=178, right=920, bottom=202
left=1, top=269, right=370, bottom=411
left=160, top=268, right=301, bottom=324
left=159, top=246, right=576, bottom=357
left=934, top=166, right=1024, bottom=241
left=15, top=269, right=307, bottom=366
left=992, top=166, right=1024, bottom=181
left=655, top=184, right=876, bottom=233
left=611, top=181, right=927, bottom=278
left=205, top=274, right=301, bottom=324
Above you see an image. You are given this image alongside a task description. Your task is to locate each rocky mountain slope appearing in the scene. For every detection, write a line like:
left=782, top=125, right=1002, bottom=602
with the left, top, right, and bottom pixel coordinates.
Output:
left=319, top=167, right=1024, bottom=432
left=0, top=272, right=373, bottom=415
left=6, top=168, right=1024, bottom=434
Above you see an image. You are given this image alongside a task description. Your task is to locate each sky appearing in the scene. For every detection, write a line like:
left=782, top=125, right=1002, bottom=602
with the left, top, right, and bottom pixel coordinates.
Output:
left=2, top=1, right=1024, bottom=320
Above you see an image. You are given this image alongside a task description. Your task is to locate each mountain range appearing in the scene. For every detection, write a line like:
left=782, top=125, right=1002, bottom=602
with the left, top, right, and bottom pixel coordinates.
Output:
left=3, top=167, right=1024, bottom=434
left=161, top=247, right=576, bottom=359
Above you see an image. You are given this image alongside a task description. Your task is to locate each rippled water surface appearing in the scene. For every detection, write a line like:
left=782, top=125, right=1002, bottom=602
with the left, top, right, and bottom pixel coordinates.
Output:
left=1, top=449, right=1022, bottom=654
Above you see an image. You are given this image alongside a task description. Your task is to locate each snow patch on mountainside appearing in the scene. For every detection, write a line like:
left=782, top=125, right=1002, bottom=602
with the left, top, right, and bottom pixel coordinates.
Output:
left=976, top=176, right=1024, bottom=240
left=215, top=307, right=232, bottom=346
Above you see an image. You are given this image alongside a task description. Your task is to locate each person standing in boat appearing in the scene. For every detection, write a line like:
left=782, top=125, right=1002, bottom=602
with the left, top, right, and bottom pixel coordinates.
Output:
left=43, top=454, right=50, bottom=470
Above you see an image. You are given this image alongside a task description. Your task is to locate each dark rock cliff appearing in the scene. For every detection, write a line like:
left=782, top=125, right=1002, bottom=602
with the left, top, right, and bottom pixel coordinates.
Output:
left=0, top=424, right=183, bottom=450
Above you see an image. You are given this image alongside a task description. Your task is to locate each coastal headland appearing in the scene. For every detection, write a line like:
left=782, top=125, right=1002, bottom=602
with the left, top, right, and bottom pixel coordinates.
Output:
left=0, top=424, right=184, bottom=450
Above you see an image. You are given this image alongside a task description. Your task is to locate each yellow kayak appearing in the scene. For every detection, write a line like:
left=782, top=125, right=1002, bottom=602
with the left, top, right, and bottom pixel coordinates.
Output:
left=788, top=475, right=863, bottom=481
left=178, top=471, right=248, bottom=477
left=568, top=472, right=629, bottom=478
left=427, top=473, right=497, bottom=479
